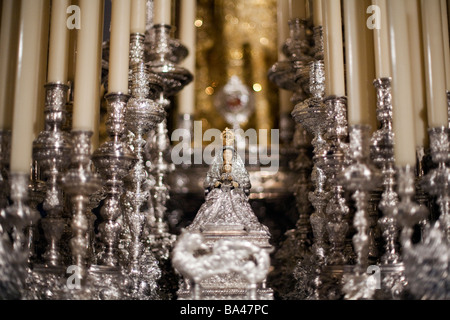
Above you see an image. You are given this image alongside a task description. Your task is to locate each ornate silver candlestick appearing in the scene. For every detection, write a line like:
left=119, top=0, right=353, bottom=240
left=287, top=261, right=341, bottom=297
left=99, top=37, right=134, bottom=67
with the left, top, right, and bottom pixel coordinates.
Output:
left=340, top=125, right=381, bottom=300
left=322, top=95, right=350, bottom=266
left=370, top=77, right=409, bottom=299
left=33, top=83, right=72, bottom=267
left=3, top=173, right=40, bottom=299
left=422, top=127, right=450, bottom=241
left=292, top=59, right=330, bottom=300
left=371, top=78, right=400, bottom=266
left=62, top=131, right=101, bottom=282
left=92, top=92, right=137, bottom=267
left=284, top=18, right=313, bottom=97
left=147, top=24, right=192, bottom=97
left=395, top=165, right=430, bottom=299
left=146, top=120, right=176, bottom=261
left=122, top=63, right=165, bottom=299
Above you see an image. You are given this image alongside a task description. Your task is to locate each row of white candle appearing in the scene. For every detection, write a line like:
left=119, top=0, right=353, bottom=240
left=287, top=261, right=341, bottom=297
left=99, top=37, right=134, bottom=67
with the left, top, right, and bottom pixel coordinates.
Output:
left=278, top=0, right=450, bottom=167
left=0, top=0, right=176, bottom=174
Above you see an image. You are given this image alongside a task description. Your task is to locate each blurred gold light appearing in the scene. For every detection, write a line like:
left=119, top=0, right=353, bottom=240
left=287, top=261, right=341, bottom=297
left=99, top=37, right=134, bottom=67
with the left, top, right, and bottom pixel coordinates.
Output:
left=205, top=87, right=215, bottom=95
left=259, top=37, right=269, bottom=45
left=253, top=83, right=262, bottom=92
left=194, top=19, right=203, bottom=27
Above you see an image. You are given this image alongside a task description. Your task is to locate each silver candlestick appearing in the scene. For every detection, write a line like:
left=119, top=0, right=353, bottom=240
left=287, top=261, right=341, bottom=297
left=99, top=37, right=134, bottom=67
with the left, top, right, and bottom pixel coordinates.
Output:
left=340, top=124, right=381, bottom=300
left=421, top=127, right=450, bottom=242
left=92, top=92, right=137, bottom=267
left=123, top=63, right=166, bottom=273
left=415, top=146, right=431, bottom=241
left=147, top=24, right=193, bottom=98
left=284, top=18, right=313, bottom=97
left=323, top=95, right=350, bottom=266
left=3, top=173, right=39, bottom=299
left=292, top=60, right=330, bottom=300
left=371, top=78, right=400, bottom=266
left=395, top=165, right=430, bottom=299
left=146, top=120, right=176, bottom=261
left=33, top=83, right=72, bottom=267
left=62, top=131, right=101, bottom=282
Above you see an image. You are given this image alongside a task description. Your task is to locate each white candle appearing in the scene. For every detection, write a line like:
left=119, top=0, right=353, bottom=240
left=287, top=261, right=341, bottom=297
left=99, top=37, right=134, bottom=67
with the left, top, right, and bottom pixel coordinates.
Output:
left=441, top=0, right=450, bottom=90
left=131, top=0, right=146, bottom=34
left=47, top=0, right=70, bottom=84
left=406, top=0, right=429, bottom=148
left=178, top=0, right=197, bottom=115
left=278, top=0, right=290, bottom=59
left=92, top=1, right=105, bottom=152
left=344, top=0, right=376, bottom=130
left=372, top=0, right=391, bottom=79
left=154, top=0, right=171, bottom=25
left=322, top=0, right=346, bottom=97
left=289, top=0, right=306, bottom=19
left=421, top=0, right=448, bottom=128
left=72, top=0, right=104, bottom=133
left=10, top=0, right=46, bottom=174
left=388, top=0, right=417, bottom=167
left=35, top=1, right=50, bottom=138
left=108, top=0, right=131, bottom=94
left=313, top=0, right=323, bottom=26
left=0, top=0, right=20, bottom=130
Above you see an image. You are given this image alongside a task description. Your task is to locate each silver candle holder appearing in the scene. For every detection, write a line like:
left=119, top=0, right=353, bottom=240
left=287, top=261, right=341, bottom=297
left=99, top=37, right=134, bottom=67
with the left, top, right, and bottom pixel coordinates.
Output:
left=33, top=83, right=72, bottom=267
left=421, top=127, right=450, bottom=241
left=292, top=62, right=330, bottom=300
left=371, top=78, right=400, bottom=266
left=122, top=63, right=166, bottom=299
left=322, top=95, right=350, bottom=266
left=395, top=165, right=429, bottom=299
left=147, top=24, right=192, bottom=97
left=3, top=173, right=39, bottom=299
left=92, top=92, right=137, bottom=267
left=340, top=124, right=381, bottom=300
left=61, top=131, right=101, bottom=283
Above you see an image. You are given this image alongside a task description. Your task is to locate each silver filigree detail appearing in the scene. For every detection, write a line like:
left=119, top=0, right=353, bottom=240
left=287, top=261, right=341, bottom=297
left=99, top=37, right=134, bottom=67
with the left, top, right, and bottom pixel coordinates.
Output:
left=92, top=93, right=137, bottom=267
left=33, top=83, right=72, bottom=267
left=173, top=231, right=271, bottom=300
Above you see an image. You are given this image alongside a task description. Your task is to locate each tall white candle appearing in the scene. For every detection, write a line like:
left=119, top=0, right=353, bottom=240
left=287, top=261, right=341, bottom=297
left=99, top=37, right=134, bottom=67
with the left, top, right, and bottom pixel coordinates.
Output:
left=92, top=0, right=105, bottom=152
left=154, top=0, right=171, bottom=25
left=72, top=0, right=104, bottom=133
left=322, top=0, right=346, bottom=97
left=344, top=0, right=376, bottom=130
left=10, top=0, right=46, bottom=174
left=47, top=0, right=70, bottom=84
left=289, top=0, right=306, bottom=19
left=131, top=0, right=146, bottom=34
left=178, top=0, right=197, bottom=115
left=388, top=0, right=417, bottom=167
left=441, top=0, right=450, bottom=90
left=35, top=0, right=50, bottom=138
left=406, top=0, right=429, bottom=148
left=0, top=0, right=20, bottom=130
left=372, top=0, right=391, bottom=79
left=421, top=0, right=448, bottom=128
left=108, top=0, right=131, bottom=94
left=313, top=0, right=323, bottom=26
